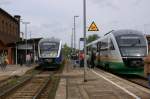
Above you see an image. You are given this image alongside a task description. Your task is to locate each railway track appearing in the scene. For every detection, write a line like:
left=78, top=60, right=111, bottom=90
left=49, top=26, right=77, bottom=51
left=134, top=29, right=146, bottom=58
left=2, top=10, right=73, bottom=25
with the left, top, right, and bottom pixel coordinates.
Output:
left=121, top=75, right=150, bottom=89
left=0, top=76, right=12, bottom=87
left=0, top=71, right=52, bottom=99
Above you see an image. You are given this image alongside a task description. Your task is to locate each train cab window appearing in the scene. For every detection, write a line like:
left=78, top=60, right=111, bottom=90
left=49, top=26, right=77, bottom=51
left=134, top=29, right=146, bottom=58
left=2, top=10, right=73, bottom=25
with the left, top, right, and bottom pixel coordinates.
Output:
left=100, top=40, right=108, bottom=51
left=109, top=39, right=115, bottom=50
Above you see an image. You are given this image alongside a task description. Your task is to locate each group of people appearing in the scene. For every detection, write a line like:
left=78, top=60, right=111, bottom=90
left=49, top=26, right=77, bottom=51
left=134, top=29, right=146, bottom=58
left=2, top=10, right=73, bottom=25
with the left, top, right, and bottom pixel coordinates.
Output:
left=19, top=53, right=33, bottom=66
left=79, top=50, right=96, bottom=68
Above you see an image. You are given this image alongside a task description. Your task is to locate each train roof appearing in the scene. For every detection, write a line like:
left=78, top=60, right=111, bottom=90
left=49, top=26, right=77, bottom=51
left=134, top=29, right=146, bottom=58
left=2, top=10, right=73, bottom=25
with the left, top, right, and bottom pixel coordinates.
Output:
left=111, top=29, right=144, bottom=37
left=39, top=37, right=61, bottom=43
left=86, top=29, right=144, bottom=47
left=86, top=38, right=101, bottom=46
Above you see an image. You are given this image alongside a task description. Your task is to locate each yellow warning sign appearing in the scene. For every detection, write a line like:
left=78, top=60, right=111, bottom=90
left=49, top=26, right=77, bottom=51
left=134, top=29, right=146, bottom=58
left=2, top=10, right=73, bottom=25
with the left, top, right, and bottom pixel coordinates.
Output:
left=88, top=21, right=99, bottom=31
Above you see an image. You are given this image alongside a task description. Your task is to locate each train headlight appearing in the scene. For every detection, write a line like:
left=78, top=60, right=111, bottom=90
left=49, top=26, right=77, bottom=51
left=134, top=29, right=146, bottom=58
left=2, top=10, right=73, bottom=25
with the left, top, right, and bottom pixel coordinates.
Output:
left=136, top=54, right=141, bottom=56
left=45, top=59, right=52, bottom=63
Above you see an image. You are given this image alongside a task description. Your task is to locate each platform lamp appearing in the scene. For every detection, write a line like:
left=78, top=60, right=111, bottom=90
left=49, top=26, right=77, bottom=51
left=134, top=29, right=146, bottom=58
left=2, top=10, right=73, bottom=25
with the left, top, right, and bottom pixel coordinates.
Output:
left=21, top=21, right=30, bottom=64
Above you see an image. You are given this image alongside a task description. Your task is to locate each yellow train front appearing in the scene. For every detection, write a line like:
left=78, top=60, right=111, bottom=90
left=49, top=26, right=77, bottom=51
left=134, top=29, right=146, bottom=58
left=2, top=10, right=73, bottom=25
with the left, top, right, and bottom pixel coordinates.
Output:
left=38, top=38, right=62, bottom=69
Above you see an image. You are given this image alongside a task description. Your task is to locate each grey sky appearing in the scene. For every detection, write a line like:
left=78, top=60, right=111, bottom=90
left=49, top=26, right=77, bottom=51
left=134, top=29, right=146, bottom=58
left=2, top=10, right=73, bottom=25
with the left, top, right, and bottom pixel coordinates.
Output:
left=0, top=0, right=150, bottom=47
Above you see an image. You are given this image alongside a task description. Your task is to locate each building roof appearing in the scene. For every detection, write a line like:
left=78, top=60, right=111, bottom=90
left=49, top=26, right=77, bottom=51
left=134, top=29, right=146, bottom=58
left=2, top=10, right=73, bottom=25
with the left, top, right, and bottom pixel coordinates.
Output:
left=16, top=38, right=42, bottom=44
left=0, top=8, right=19, bottom=23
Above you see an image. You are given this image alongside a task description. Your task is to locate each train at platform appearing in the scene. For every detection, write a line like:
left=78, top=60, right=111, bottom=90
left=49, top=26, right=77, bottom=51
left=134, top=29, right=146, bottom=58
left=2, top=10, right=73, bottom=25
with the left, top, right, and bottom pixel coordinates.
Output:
left=86, top=29, right=148, bottom=75
left=38, top=38, right=62, bottom=68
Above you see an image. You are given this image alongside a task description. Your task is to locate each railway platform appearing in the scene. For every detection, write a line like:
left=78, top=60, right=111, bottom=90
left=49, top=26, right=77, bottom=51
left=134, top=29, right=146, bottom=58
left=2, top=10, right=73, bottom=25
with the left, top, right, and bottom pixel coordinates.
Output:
left=0, top=64, right=37, bottom=81
left=55, top=61, right=150, bottom=99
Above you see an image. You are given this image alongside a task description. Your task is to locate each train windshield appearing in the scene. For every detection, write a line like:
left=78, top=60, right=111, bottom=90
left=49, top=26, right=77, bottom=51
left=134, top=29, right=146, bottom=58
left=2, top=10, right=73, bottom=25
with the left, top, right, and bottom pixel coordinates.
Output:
left=116, top=35, right=147, bottom=57
left=40, top=42, right=59, bottom=57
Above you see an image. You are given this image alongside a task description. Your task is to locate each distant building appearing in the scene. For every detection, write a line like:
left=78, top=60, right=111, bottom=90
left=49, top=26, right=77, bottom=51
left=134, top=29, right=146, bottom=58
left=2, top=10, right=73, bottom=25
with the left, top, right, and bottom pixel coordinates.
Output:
left=0, top=8, right=20, bottom=64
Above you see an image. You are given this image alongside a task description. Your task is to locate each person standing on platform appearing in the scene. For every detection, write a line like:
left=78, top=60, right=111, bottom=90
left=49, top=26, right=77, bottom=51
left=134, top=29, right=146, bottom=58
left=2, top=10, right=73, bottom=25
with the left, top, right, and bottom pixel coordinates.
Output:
left=20, top=54, right=23, bottom=66
left=0, top=54, right=5, bottom=71
left=0, top=52, right=8, bottom=71
left=79, top=51, right=84, bottom=67
left=4, top=52, right=9, bottom=70
left=144, top=55, right=150, bottom=88
left=26, top=53, right=31, bottom=66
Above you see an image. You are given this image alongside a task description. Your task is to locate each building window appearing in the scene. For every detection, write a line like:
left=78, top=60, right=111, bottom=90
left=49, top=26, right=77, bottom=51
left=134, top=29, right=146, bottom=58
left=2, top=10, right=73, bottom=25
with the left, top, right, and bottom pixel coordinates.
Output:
left=5, top=22, right=8, bottom=34
left=2, top=20, right=4, bottom=32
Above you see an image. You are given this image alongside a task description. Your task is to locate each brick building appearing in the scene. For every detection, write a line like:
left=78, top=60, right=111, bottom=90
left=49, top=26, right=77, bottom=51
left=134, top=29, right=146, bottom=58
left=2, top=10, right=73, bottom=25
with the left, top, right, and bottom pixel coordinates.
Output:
left=0, top=8, right=20, bottom=64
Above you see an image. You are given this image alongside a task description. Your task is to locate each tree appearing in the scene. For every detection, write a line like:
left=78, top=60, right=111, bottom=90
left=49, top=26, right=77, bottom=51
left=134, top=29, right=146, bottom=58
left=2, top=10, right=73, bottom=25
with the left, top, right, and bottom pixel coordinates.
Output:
left=62, top=43, right=72, bottom=58
left=87, top=34, right=100, bottom=43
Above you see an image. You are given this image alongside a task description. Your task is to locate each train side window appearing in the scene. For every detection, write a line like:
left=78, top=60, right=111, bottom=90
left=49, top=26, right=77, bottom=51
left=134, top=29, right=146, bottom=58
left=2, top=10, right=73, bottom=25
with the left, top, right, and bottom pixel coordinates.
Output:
left=100, top=41, right=108, bottom=51
left=109, top=39, right=115, bottom=50
left=97, top=42, right=101, bottom=52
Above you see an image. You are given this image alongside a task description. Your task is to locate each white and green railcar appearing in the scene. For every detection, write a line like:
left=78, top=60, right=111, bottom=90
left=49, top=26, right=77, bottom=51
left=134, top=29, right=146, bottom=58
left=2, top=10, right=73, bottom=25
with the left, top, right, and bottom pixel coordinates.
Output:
left=87, top=29, right=148, bottom=75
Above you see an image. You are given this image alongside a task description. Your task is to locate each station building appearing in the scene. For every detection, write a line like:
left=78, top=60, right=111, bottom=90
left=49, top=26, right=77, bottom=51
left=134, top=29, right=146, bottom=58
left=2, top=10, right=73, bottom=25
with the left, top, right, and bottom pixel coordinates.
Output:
left=16, top=38, right=41, bottom=64
left=0, top=8, right=20, bottom=64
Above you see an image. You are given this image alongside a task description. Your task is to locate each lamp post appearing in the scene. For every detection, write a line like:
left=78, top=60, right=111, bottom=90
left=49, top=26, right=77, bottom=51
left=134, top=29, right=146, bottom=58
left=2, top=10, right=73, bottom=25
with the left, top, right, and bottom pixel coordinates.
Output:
left=15, top=42, right=17, bottom=64
left=22, top=21, right=30, bottom=64
left=73, top=16, right=79, bottom=53
left=83, top=0, right=87, bottom=82
left=71, top=28, right=74, bottom=53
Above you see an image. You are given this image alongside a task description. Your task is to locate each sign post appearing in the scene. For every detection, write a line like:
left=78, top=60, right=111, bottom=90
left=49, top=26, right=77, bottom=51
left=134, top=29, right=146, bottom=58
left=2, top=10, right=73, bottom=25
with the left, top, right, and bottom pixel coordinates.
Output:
left=83, top=0, right=87, bottom=82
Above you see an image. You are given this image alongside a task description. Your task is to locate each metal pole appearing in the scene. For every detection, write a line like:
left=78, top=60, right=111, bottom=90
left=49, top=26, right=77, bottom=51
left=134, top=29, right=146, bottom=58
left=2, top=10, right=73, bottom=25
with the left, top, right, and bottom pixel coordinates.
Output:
left=79, top=39, right=80, bottom=67
left=83, top=0, right=87, bottom=82
left=71, top=28, right=74, bottom=53
left=25, top=23, right=27, bottom=57
left=74, top=16, right=79, bottom=54
left=22, top=22, right=30, bottom=64
left=33, top=40, right=36, bottom=63
left=16, top=44, right=17, bottom=64
left=74, top=16, right=75, bottom=53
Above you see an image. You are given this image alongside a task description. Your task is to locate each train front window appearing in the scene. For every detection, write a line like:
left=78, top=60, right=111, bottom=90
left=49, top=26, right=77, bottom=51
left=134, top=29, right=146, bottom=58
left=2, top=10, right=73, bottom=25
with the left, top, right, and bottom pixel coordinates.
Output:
left=120, top=47, right=147, bottom=57
left=40, top=42, right=59, bottom=57
left=117, top=36, right=146, bottom=46
left=116, top=35, right=147, bottom=57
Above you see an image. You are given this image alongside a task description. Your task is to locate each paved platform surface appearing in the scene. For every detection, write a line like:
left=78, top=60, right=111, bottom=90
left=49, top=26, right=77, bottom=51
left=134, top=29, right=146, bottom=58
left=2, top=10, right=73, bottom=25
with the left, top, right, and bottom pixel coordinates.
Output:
left=0, top=64, right=37, bottom=81
left=55, top=61, right=150, bottom=99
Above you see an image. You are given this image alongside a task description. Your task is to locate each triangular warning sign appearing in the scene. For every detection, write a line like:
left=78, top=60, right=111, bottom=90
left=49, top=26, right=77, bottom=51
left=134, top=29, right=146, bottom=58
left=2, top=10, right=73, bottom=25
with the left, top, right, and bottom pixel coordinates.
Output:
left=88, top=21, right=99, bottom=31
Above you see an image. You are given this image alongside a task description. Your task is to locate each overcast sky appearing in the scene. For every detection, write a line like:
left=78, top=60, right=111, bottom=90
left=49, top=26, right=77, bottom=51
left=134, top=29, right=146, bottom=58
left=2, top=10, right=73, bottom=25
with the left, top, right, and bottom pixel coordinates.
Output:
left=0, top=0, right=150, bottom=47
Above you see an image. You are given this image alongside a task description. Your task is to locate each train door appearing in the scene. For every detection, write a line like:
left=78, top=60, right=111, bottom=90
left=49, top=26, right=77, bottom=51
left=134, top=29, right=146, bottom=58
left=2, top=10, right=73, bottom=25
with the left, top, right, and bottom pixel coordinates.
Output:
left=107, top=37, right=110, bottom=61
left=100, top=37, right=109, bottom=68
left=108, top=38, right=116, bottom=69
left=97, top=41, right=101, bottom=66
left=104, top=37, right=111, bottom=70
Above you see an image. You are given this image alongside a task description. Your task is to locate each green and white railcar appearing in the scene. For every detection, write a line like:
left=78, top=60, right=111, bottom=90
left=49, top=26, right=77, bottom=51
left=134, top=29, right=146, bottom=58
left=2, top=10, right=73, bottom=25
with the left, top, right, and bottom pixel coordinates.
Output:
left=87, top=29, right=148, bottom=75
